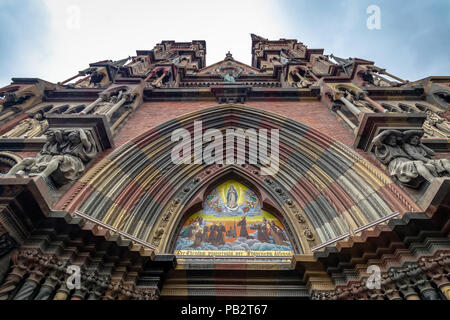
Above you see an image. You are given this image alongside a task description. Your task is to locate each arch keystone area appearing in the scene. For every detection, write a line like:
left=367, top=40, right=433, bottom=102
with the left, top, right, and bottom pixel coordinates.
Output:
left=58, top=104, right=420, bottom=254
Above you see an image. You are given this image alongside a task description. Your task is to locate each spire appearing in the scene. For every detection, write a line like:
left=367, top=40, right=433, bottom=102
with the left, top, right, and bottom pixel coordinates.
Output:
left=110, top=57, right=131, bottom=68
left=251, top=34, right=268, bottom=43
left=330, top=54, right=355, bottom=76
left=330, top=54, right=353, bottom=67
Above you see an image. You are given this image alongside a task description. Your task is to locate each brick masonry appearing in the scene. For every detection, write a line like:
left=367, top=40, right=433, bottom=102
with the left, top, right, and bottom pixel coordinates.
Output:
left=114, top=101, right=356, bottom=147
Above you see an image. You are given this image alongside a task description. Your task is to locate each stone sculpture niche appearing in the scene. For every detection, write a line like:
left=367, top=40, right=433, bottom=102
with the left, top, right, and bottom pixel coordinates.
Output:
left=6, top=128, right=97, bottom=187
left=215, top=65, right=244, bottom=83
left=3, top=112, right=48, bottom=138
left=373, top=129, right=450, bottom=188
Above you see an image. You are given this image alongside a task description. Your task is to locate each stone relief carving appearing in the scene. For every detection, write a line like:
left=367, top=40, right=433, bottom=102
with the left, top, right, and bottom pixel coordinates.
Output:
left=423, top=110, right=450, bottom=138
left=373, top=129, right=450, bottom=188
left=6, top=128, right=97, bottom=187
left=83, top=89, right=132, bottom=117
left=3, top=113, right=48, bottom=138
left=215, top=65, right=244, bottom=83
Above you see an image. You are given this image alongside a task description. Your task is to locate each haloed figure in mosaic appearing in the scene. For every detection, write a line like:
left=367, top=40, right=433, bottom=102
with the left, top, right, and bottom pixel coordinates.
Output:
left=175, top=180, right=293, bottom=256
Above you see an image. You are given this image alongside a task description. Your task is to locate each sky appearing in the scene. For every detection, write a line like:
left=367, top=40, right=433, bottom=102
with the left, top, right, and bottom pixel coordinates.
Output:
left=0, top=0, right=449, bottom=87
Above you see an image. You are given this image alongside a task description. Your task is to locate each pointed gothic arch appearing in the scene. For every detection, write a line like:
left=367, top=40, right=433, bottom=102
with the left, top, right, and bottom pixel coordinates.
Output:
left=61, top=104, right=418, bottom=255
left=166, top=167, right=301, bottom=255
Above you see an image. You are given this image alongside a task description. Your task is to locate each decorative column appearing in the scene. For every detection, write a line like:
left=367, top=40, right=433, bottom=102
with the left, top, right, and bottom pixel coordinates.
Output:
left=14, top=251, right=54, bottom=300
left=406, top=264, right=440, bottom=300
left=419, top=253, right=450, bottom=300
left=0, top=249, right=34, bottom=300
left=34, top=259, right=69, bottom=300
left=339, top=96, right=362, bottom=116
left=81, top=96, right=104, bottom=114
left=0, top=233, right=18, bottom=285
left=105, top=95, right=129, bottom=121
left=363, top=96, right=388, bottom=113
left=389, top=266, right=421, bottom=300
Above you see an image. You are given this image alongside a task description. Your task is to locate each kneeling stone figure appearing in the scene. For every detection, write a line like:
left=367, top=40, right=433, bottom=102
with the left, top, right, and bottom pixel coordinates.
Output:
left=7, top=128, right=97, bottom=187
left=373, top=129, right=450, bottom=188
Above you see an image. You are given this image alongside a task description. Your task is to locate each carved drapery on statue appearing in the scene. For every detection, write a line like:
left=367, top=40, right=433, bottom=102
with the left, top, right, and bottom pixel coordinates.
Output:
left=215, top=65, right=244, bottom=83
left=6, top=128, right=97, bottom=187
left=373, top=129, right=450, bottom=188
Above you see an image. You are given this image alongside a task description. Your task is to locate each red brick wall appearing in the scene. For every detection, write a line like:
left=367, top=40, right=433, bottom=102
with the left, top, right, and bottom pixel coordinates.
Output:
left=114, top=101, right=356, bottom=148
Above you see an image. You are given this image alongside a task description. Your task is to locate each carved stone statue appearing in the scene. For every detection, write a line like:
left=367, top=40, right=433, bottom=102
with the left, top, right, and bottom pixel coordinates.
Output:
left=425, top=111, right=450, bottom=137
left=216, top=66, right=244, bottom=83
left=94, top=91, right=123, bottom=115
left=373, top=129, right=450, bottom=188
left=0, top=233, right=18, bottom=284
left=402, top=130, right=450, bottom=177
left=6, top=128, right=97, bottom=187
left=3, top=113, right=48, bottom=138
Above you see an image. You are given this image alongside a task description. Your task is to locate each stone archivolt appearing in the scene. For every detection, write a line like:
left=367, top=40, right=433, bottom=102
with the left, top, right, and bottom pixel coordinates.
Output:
left=61, top=104, right=417, bottom=255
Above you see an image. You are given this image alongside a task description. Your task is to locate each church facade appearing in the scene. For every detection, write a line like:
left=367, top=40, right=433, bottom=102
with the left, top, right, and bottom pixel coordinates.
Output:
left=0, top=34, right=448, bottom=300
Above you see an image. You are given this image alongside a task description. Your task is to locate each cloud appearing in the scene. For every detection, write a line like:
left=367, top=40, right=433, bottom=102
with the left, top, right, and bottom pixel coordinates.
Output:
left=278, top=0, right=450, bottom=81
left=2, top=1, right=447, bottom=86
left=20, top=0, right=289, bottom=84
left=0, top=0, right=51, bottom=86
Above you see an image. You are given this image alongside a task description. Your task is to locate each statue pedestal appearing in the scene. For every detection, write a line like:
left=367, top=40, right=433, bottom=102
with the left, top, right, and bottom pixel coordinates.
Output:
left=0, top=176, right=53, bottom=244
left=354, top=113, right=426, bottom=151
left=417, top=178, right=450, bottom=232
left=46, top=114, right=114, bottom=151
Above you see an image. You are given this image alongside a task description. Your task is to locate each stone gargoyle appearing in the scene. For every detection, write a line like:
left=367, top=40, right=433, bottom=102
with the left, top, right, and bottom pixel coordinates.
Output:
left=373, top=129, right=450, bottom=188
left=6, top=128, right=97, bottom=187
